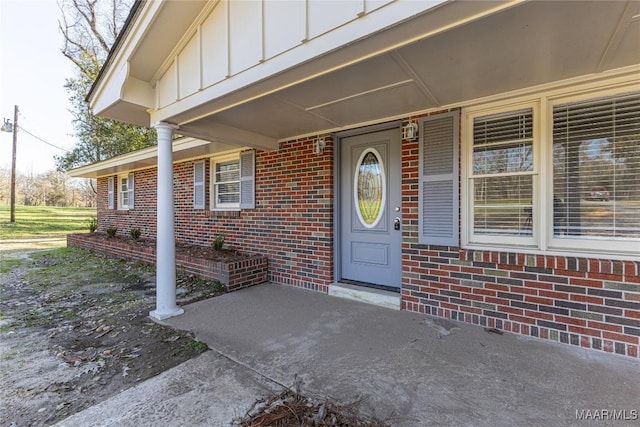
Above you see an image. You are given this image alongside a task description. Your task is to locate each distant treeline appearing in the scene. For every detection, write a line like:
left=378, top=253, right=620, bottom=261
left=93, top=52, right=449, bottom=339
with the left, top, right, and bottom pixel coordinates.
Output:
left=0, top=167, right=95, bottom=208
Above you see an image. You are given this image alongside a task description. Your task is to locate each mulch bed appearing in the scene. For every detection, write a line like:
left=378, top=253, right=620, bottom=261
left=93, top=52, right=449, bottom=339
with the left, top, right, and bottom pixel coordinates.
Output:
left=87, top=233, right=252, bottom=263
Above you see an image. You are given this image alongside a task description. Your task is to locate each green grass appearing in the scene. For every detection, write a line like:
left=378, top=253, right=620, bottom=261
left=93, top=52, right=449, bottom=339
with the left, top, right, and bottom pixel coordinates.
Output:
left=0, top=258, right=23, bottom=274
left=0, top=205, right=96, bottom=239
left=26, top=247, right=151, bottom=289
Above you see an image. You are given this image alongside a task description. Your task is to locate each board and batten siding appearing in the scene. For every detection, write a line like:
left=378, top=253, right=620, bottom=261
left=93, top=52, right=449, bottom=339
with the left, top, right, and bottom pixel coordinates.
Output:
left=156, top=0, right=402, bottom=109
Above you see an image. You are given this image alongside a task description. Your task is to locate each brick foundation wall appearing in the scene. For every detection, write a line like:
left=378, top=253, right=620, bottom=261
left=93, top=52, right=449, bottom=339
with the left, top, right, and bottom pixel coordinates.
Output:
left=67, top=233, right=268, bottom=291
left=68, top=232, right=156, bottom=264
left=96, top=136, right=334, bottom=293
left=400, top=116, right=640, bottom=359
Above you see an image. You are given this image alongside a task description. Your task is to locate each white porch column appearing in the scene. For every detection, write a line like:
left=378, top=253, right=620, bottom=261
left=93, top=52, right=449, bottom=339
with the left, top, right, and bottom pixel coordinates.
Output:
left=150, top=122, right=184, bottom=320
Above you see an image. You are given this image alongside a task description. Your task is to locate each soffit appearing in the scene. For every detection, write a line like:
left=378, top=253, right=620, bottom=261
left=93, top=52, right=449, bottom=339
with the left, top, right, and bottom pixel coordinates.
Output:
left=95, top=1, right=640, bottom=148
left=173, top=0, right=639, bottom=141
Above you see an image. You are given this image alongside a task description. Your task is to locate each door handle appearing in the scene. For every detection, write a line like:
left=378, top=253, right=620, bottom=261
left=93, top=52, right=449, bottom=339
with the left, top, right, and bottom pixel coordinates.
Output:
left=394, top=217, right=401, bottom=230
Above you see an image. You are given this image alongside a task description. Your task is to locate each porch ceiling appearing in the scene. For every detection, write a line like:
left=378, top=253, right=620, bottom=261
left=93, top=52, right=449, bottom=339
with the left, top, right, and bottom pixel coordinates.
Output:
left=172, top=0, right=640, bottom=142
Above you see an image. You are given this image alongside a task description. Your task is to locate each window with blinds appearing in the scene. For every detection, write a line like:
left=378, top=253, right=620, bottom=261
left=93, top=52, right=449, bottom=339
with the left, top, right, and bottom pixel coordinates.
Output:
left=214, top=159, right=240, bottom=207
left=472, top=108, right=535, bottom=237
left=552, top=92, right=640, bottom=240
left=209, top=151, right=256, bottom=210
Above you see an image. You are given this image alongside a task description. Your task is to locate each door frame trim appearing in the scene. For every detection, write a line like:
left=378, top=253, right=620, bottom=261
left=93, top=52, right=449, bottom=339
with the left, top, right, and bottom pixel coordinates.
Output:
left=332, top=120, right=402, bottom=287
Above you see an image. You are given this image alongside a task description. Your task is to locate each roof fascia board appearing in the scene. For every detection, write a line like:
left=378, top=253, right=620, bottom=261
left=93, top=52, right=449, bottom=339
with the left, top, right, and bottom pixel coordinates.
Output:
left=68, top=137, right=208, bottom=177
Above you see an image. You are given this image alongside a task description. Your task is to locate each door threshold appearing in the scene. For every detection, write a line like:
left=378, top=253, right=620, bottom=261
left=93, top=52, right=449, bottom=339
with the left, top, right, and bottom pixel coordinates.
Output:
left=329, top=282, right=401, bottom=310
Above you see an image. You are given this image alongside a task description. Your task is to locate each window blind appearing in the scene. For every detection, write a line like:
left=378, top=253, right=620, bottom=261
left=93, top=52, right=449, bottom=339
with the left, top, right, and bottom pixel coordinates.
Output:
left=472, top=108, right=534, bottom=237
left=552, top=92, right=640, bottom=240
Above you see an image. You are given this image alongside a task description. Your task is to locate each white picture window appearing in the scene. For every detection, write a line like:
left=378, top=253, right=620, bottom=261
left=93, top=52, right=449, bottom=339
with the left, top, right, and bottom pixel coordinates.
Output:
left=551, top=91, right=640, bottom=251
left=463, top=86, right=640, bottom=256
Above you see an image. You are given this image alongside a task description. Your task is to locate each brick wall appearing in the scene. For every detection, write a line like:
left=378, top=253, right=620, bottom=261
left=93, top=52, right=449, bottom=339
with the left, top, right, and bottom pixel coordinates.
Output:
left=400, top=116, right=640, bottom=359
left=97, top=168, right=158, bottom=240
left=67, top=233, right=268, bottom=291
left=96, top=136, right=334, bottom=293
left=93, top=122, right=640, bottom=358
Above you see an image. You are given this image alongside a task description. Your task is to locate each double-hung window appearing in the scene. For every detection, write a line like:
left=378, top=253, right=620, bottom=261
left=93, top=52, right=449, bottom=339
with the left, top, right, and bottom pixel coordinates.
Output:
left=210, top=150, right=255, bottom=210
left=468, top=105, right=537, bottom=246
left=117, top=173, right=134, bottom=210
left=464, top=86, right=640, bottom=256
left=212, top=157, right=240, bottom=209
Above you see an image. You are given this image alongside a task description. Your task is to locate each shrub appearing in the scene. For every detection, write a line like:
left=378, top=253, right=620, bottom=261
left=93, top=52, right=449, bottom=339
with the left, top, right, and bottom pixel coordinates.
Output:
left=87, top=216, right=98, bottom=233
left=212, top=234, right=225, bottom=251
left=130, top=227, right=141, bottom=241
left=106, top=226, right=117, bottom=238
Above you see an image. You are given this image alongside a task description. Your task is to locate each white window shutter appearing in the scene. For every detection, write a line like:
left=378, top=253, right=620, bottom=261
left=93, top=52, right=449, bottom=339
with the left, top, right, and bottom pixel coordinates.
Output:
left=128, top=173, right=135, bottom=209
left=239, top=150, right=255, bottom=209
left=108, top=177, right=115, bottom=209
left=419, top=111, right=459, bottom=246
left=193, top=160, right=205, bottom=209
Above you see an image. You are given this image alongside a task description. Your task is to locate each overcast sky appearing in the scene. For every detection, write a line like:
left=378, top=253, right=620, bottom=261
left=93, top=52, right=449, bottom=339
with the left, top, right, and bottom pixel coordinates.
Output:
left=0, top=0, right=77, bottom=175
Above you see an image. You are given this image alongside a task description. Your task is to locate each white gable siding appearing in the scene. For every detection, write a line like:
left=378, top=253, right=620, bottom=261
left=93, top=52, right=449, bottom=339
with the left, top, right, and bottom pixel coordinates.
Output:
left=158, top=60, right=178, bottom=108
left=264, top=1, right=305, bottom=58
left=229, top=0, right=262, bottom=74
left=307, top=0, right=362, bottom=39
left=178, top=33, right=201, bottom=98
left=201, top=0, right=229, bottom=87
left=155, top=0, right=430, bottom=111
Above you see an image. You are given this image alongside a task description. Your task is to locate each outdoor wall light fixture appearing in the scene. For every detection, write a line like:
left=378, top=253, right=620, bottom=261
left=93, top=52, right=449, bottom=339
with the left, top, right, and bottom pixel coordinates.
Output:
left=1, top=118, right=13, bottom=133
left=314, top=137, right=326, bottom=155
left=403, top=121, right=419, bottom=141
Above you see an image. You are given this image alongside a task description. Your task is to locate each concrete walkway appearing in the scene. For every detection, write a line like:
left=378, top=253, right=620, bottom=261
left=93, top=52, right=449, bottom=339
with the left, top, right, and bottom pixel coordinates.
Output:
left=57, top=283, right=640, bottom=426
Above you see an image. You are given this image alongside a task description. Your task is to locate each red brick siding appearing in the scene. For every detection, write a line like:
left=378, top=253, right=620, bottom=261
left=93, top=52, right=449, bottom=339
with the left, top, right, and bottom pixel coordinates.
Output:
left=400, top=113, right=640, bottom=359
left=97, top=169, right=158, bottom=240
left=92, top=118, right=640, bottom=359
left=96, top=136, right=333, bottom=293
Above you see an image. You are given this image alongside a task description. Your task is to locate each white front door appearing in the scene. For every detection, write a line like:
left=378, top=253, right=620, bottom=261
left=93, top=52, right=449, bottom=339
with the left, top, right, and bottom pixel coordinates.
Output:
left=340, top=128, right=402, bottom=289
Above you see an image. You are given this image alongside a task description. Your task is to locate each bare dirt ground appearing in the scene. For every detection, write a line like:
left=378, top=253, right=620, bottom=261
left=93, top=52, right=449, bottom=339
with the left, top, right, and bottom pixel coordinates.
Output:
left=1, top=238, right=390, bottom=427
left=0, top=244, right=222, bottom=427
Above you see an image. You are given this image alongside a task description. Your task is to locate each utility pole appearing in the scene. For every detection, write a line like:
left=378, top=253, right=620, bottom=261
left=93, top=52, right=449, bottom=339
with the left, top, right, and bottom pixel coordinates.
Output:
left=10, top=105, right=18, bottom=223
left=1, top=105, right=18, bottom=222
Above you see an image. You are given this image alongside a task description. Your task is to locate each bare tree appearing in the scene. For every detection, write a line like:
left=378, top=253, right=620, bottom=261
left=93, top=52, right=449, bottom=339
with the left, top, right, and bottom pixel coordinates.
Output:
left=56, top=0, right=156, bottom=171
left=58, top=0, right=131, bottom=78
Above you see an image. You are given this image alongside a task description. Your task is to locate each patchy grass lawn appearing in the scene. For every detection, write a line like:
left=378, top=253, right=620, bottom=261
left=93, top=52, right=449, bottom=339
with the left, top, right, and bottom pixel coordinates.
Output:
left=0, top=205, right=96, bottom=239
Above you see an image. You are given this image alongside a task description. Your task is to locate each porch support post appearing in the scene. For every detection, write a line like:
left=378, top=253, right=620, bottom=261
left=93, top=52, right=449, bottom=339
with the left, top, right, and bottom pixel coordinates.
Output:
left=150, top=122, right=184, bottom=320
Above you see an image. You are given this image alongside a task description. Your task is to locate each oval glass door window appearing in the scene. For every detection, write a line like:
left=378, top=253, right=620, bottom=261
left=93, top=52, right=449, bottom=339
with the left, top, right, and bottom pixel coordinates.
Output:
left=354, top=148, right=386, bottom=228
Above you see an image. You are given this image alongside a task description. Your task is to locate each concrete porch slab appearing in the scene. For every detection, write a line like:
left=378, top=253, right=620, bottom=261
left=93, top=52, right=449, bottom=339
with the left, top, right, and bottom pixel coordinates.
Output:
left=56, top=282, right=640, bottom=426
